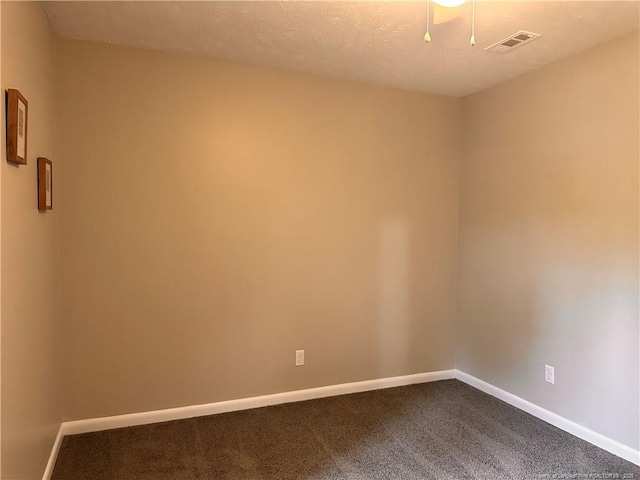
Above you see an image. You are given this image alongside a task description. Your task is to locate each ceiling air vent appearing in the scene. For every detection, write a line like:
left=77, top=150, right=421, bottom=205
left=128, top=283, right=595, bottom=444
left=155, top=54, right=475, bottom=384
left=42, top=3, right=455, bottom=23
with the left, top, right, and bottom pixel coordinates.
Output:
left=484, top=30, right=541, bottom=54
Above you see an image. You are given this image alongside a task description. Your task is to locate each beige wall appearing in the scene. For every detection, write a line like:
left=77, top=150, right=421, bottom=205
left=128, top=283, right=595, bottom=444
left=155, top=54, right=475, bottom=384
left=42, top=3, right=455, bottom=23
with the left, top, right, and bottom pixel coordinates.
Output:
left=56, top=39, right=461, bottom=421
left=458, top=32, right=639, bottom=449
left=1, top=2, right=62, bottom=479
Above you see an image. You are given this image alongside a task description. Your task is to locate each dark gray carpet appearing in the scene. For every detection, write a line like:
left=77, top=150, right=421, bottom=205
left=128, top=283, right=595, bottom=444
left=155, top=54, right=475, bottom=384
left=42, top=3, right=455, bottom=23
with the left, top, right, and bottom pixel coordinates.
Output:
left=52, top=380, right=639, bottom=479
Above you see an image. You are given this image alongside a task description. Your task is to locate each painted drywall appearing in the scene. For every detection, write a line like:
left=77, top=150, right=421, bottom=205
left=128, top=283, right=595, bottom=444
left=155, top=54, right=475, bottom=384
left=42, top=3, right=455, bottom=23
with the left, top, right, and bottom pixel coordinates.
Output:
left=56, top=39, right=461, bottom=421
left=458, top=32, right=639, bottom=450
left=1, top=2, right=62, bottom=479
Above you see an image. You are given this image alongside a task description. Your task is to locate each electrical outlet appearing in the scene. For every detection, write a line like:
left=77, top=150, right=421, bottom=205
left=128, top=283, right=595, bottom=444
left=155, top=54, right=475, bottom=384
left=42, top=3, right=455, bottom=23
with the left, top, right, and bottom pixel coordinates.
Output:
left=545, top=365, right=554, bottom=384
left=295, top=350, right=304, bottom=367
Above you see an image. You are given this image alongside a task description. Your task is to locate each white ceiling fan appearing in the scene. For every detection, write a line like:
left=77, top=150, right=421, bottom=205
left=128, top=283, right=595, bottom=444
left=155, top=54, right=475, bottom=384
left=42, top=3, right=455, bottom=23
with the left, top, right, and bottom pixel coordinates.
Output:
left=424, top=0, right=476, bottom=46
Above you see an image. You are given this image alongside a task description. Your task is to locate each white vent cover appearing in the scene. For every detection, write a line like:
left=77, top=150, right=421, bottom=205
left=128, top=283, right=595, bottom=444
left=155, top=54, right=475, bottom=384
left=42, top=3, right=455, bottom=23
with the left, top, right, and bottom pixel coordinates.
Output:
left=484, top=30, right=541, bottom=54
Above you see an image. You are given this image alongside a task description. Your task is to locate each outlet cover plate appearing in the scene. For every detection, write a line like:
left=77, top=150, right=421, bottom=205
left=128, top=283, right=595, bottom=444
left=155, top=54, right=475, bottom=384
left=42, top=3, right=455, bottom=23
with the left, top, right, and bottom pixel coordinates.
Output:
left=545, top=365, right=555, bottom=384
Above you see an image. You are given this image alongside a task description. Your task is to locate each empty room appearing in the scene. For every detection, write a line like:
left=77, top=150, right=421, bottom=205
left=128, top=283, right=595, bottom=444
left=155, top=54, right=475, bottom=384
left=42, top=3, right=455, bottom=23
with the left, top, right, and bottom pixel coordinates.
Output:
left=1, top=1, right=639, bottom=479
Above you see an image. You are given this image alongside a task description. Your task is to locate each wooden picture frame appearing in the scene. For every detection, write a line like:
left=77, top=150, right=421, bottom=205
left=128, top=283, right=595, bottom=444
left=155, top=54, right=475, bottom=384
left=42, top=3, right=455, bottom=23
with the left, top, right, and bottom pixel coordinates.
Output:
left=38, top=157, right=53, bottom=211
left=6, top=89, right=28, bottom=164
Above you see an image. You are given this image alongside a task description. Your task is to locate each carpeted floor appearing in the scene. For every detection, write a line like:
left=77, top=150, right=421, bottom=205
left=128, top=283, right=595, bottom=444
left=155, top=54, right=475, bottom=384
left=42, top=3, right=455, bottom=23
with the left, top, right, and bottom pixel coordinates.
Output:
left=52, top=380, right=639, bottom=479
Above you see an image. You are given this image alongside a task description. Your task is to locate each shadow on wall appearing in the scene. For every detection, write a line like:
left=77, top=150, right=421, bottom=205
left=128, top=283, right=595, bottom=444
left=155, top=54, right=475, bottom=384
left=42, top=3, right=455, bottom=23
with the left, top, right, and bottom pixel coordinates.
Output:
left=376, top=218, right=411, bottom=376
left=457, top=225, right=540, bottom=383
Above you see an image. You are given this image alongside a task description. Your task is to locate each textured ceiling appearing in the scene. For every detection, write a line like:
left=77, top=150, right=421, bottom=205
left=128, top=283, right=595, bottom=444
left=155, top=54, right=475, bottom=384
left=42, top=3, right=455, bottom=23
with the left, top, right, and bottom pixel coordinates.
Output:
left=44, top=1, right=639, bottom=97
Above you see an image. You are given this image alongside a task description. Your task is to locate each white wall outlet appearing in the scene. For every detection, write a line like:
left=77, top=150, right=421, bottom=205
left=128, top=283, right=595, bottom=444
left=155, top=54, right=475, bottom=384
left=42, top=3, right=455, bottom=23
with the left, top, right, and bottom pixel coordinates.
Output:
left=545, top=365, right=555, bottom=384
left=295, top=350, right=304, bottom=367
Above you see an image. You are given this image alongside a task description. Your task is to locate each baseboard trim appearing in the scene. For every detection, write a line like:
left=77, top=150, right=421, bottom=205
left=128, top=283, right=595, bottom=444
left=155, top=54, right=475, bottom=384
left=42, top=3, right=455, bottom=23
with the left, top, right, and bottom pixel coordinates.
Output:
left=46, top=368, right=638, bottom=476
left=455, top=369, right=640, bottom=466
left=42, top=424, right=64, bottom=480
left=62, top=369, right=455, bottom=436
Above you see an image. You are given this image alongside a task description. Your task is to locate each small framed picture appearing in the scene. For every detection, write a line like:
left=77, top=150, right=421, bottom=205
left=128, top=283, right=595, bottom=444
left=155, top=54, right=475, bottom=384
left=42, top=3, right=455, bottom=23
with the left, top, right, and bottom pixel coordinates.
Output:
left=38, top=157, right=53, bottom=211
left=6, top=89, right=28, bottom=165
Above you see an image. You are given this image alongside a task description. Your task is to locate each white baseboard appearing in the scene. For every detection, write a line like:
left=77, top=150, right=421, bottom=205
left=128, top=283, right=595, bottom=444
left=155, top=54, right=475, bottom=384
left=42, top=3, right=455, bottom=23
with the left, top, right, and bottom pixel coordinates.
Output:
left=44, top=370, right=452, bottom=478
left=44, top=368, right=639, bottom=478
left=455, top=370, right=640, bottom=466
left=61, top=369, right=455, bottom=436
left=42, top=425, right=64, bottom=480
